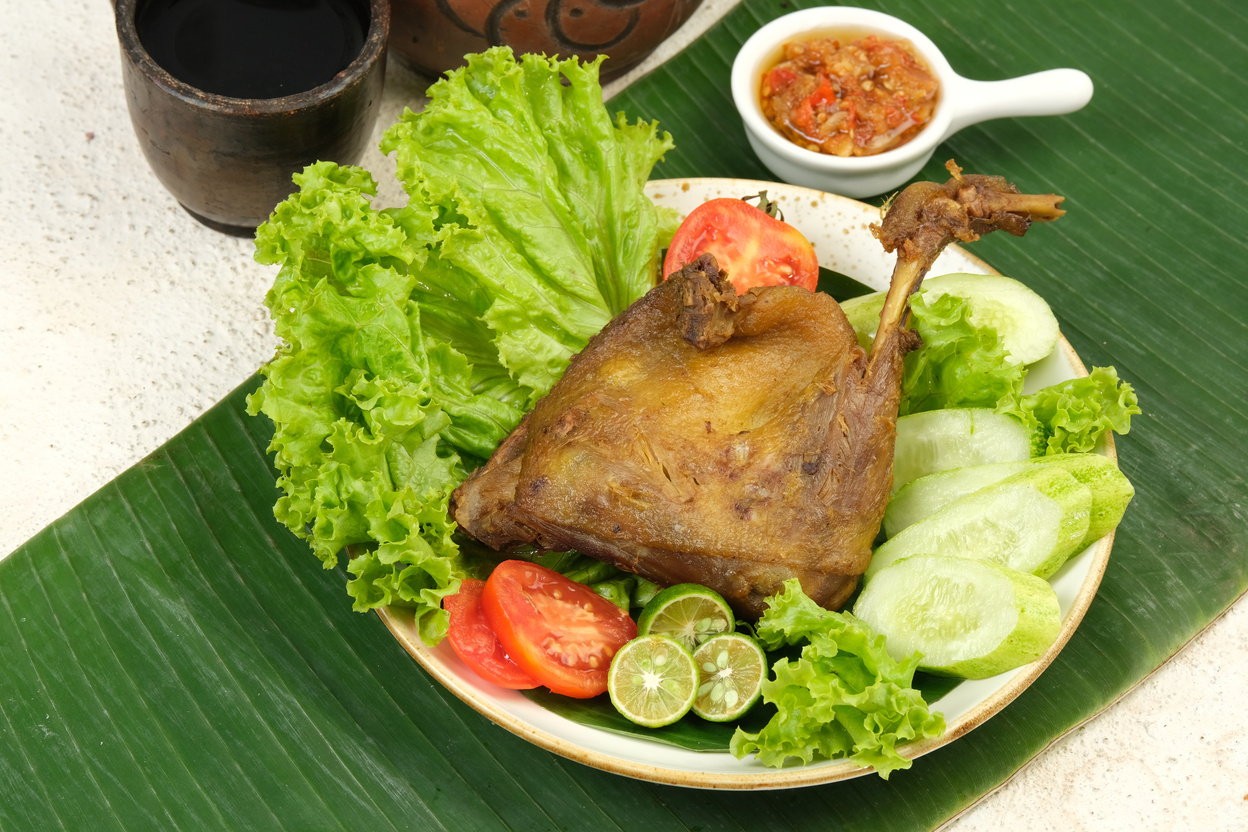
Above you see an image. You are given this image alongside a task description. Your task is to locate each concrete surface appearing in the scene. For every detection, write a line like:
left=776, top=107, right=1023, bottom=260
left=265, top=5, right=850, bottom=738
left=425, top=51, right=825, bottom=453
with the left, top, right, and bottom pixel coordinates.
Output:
left=1, top=1, right=1244, bottom=828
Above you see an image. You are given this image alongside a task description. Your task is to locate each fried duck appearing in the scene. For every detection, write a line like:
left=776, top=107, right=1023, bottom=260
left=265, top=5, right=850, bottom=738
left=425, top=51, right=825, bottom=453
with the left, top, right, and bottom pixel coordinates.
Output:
left=451, top=164, right=1065, bottom=617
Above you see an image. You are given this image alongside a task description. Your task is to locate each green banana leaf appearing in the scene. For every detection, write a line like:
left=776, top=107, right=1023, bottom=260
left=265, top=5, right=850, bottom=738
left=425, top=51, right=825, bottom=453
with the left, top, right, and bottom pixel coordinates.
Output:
left=3, top=0, right=1245, bottom=828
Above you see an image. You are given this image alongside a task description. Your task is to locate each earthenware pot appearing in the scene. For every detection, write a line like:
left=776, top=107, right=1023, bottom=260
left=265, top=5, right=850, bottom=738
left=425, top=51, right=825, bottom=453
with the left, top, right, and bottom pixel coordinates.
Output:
left=115, top=0, right=389, bottom=235
left=389, top=0, right=703, bottom=81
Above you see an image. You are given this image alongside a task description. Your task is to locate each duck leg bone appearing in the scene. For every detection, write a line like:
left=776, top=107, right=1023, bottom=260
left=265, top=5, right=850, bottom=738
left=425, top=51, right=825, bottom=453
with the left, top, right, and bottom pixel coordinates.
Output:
left=869, top=159, right=1066, bottom=359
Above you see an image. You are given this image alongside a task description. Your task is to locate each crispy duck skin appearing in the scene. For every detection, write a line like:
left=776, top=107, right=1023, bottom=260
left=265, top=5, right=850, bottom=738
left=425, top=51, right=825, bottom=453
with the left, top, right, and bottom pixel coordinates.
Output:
left=451, top=163, right=1065, bottom=617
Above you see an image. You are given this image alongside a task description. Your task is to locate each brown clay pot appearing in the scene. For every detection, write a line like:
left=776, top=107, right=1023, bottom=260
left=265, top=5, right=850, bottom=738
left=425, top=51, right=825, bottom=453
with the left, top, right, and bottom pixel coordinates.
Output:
left=389, top=0, right=705, bottom=81
left=115, top=0, right=390, bottom=234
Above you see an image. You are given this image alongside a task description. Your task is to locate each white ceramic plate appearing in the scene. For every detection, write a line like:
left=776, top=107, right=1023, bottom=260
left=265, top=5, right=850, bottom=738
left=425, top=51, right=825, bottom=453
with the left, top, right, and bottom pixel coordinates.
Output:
left=379, top=178, right=1115, bottom=790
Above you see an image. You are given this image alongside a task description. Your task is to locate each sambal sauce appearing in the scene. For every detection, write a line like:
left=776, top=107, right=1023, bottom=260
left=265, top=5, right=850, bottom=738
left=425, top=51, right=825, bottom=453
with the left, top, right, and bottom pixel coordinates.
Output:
left=760, top=33, right=939, bottom=157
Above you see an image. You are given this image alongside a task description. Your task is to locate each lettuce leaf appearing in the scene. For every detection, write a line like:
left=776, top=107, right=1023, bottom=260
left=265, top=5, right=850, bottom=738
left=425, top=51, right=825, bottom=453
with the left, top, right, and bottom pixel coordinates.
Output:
left=730, top=580, right=944, bottom=778
left=1003, top=366, right=1142, bottom=455
left=247, top=48, right=672, bottom=643
left=900, top=293, right=1026, bottom=416
left=381, top=48, right=672, bottom=401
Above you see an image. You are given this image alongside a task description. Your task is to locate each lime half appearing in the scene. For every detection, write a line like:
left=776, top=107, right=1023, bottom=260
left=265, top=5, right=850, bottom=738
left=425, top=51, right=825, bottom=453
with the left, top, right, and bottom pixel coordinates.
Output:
left=690, top=633, right=767, bottom=722
left=636, top=583, right=734, bottom=651
left=607, top=635, right=698, bottom=728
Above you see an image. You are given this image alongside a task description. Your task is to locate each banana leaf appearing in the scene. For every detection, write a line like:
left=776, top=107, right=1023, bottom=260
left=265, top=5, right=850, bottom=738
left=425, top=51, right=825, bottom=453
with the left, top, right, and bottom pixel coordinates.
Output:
left=3, top=0, right=1246, bottom=829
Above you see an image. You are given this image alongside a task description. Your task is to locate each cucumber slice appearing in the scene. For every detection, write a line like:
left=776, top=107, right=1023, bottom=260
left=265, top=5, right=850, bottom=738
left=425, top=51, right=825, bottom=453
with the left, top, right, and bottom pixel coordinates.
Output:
left=892, top=408, right=1033, bottom=494
left=885, top=453, right=1135, bottom=544
left=852, top=554, right=1061, bottom=679
left=1033, top=453, right=1135, bottom=547
left=867, top=464, right=1092, bottom=581
left=884, top=459, right=1032, bottom=537
left=839, top=272, right=1059, bottom=365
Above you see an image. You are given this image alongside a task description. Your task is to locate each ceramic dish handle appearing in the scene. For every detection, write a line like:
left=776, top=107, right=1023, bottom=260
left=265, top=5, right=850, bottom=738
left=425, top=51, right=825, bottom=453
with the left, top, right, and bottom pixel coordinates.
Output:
left=944, top=68, right=1094, bottom=138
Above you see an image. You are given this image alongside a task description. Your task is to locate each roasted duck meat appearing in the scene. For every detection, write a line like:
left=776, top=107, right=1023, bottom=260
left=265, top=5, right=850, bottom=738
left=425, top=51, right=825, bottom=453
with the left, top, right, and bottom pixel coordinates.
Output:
left=452, top=164, right=1065, bottom=616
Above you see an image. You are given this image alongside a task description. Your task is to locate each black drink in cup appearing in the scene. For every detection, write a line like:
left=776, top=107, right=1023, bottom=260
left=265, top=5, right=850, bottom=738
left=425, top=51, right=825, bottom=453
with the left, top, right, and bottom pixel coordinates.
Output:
left=136, top=0, right=368, bottom=100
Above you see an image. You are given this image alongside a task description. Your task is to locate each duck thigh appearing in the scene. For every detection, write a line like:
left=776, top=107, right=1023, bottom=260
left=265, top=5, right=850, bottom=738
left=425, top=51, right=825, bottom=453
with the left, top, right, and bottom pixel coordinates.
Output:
left=451, top=165, right=1065, bottom=616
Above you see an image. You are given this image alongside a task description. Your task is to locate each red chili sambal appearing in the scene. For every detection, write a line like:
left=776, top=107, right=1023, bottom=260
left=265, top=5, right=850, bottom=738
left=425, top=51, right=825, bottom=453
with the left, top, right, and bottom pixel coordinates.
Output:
left=760, top=33, right=939, bottom=157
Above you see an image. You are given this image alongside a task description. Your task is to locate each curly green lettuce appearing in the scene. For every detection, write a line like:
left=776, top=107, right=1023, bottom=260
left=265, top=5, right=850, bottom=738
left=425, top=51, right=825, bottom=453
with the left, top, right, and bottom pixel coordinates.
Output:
left=730, top=580, right=945, bottom=778
left=900, top=292, right=1026, bottom=415
left=1003, top=366, right=1142, bottom=455
left=247, top=48, right=673, bottom=643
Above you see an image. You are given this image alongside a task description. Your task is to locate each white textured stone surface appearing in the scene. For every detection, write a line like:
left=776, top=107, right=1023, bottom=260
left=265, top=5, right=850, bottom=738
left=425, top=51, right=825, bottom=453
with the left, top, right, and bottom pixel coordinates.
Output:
left=1, top=1, right=1244, bottom=829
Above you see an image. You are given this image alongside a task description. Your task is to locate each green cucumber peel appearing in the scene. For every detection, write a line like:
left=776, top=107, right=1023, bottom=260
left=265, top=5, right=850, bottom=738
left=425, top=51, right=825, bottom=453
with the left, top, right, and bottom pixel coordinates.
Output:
left=1032, top=453, right=1135, bottom=547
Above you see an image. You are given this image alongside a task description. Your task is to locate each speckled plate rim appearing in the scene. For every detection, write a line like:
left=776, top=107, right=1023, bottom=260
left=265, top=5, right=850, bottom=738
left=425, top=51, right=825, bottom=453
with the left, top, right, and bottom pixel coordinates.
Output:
left=378, top=178, right=1115, bottom=790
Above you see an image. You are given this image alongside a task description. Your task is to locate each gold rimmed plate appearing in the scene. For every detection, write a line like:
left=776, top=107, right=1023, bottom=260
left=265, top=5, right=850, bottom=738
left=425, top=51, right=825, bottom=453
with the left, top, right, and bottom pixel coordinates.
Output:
left=379, top=178, right=1115, bottom=790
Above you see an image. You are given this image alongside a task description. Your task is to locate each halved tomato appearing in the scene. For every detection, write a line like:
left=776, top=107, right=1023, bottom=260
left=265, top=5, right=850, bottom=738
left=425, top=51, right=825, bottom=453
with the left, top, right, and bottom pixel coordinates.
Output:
left=480, top=560, right=637, bottom=699
left=663, top=196, right=819, bottom=294
left=444, top=579, right=539, bottom=690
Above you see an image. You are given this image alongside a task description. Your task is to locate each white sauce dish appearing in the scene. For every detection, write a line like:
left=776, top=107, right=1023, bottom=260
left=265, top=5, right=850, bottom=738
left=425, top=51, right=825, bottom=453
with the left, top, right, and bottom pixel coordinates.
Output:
left=730, top=6, right=1093, bottom=198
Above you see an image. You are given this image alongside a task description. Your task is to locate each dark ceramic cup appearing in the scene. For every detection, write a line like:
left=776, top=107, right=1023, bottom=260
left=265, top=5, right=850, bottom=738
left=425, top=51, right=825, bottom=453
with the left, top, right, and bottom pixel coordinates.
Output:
left=115, top=0, right=389, bottom=235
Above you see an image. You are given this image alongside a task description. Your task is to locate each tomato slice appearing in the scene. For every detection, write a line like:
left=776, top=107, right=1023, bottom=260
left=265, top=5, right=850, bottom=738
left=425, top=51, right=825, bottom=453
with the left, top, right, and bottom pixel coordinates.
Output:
left=444, top=579, right=539, bottom=690
left=481, top=560, right=637, bottom=699
left=663, top=197, right=819, bottom=294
